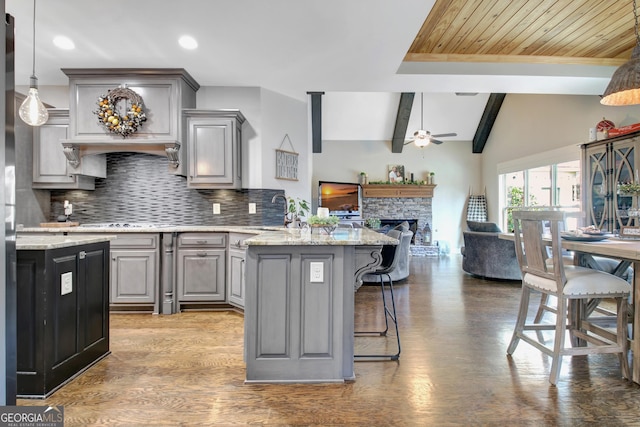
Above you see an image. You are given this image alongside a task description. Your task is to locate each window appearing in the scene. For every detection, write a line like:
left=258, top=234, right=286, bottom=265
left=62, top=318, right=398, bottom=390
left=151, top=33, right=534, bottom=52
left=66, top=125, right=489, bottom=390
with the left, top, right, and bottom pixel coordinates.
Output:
left=501, top=160, right=581, bottom=232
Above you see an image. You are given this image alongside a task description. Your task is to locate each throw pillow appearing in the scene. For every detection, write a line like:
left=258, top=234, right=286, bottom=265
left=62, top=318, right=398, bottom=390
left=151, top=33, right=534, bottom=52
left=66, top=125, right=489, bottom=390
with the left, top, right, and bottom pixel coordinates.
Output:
left=467, top=220, right=501, bottom=233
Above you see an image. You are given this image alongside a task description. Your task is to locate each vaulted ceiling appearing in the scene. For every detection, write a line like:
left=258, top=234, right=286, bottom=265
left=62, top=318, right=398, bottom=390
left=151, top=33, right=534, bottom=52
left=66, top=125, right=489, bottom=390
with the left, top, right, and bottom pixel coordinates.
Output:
left=5, top=0, right=637, bottom=146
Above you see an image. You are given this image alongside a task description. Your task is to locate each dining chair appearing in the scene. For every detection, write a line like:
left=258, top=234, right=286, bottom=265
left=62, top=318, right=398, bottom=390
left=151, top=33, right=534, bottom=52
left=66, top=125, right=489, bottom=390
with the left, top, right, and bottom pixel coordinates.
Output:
left=507, top=209, right=631, bottom=385
left=355, top=229, right=401, bottom=361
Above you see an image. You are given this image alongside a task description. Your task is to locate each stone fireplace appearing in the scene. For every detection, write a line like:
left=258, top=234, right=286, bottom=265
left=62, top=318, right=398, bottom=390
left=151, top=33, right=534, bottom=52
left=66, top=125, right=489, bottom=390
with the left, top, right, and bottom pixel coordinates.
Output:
left=361, top=184, right=438, bottom=256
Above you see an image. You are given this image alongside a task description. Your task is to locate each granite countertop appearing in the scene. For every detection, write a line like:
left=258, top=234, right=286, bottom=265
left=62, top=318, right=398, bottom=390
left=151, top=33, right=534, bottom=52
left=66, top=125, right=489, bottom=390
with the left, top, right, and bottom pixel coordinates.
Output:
left=244, top=227, right=398, bottom=246
left=19, top=225, right=285, bottom=234
left=17, top=235, right=117, bottom=250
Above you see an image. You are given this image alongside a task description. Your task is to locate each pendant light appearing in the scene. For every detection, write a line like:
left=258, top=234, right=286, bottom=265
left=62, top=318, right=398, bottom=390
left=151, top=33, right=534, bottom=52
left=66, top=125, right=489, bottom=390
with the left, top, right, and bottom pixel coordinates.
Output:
left=18, top=0, right=48, bottom=126
left=601, top=0, right=640, bottom=106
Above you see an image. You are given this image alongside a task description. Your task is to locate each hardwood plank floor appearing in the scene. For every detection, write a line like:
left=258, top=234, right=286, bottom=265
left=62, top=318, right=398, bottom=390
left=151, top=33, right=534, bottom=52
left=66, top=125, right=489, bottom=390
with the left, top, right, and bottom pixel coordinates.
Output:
left=17, top=254, right=640, bottom=426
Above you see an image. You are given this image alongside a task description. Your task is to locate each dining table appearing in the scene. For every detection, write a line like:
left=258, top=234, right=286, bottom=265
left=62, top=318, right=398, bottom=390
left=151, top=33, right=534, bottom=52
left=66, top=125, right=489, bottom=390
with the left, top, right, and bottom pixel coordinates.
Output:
left=500, top=232, right=640, bottom=384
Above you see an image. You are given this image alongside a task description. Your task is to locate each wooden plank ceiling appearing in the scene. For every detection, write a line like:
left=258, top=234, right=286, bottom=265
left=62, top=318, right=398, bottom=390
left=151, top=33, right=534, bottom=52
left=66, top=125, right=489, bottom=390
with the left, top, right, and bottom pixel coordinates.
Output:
left=405, top=0, right=638, bottom=67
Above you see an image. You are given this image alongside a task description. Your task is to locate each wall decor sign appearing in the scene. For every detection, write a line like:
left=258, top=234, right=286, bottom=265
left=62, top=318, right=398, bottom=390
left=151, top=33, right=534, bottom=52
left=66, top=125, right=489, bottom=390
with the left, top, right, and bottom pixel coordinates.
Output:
left=275, top=134, right=299, bottom=181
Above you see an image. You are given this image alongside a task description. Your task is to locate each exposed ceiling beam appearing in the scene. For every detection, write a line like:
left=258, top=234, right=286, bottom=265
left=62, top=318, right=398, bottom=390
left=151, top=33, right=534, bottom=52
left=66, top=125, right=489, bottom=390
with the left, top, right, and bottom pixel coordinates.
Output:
left=307, top=92, right=324, bottom=153
left=472, top=93, right=506, bottom=154
left=391, top=92, right=415, bottom=153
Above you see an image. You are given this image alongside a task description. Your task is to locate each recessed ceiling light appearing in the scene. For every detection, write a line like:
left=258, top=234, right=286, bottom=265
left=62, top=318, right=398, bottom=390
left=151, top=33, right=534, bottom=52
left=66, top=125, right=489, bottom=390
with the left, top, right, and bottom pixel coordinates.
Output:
left=53, top=36, right=75, bottom=50
left=178, top=35, right=198, bottom=50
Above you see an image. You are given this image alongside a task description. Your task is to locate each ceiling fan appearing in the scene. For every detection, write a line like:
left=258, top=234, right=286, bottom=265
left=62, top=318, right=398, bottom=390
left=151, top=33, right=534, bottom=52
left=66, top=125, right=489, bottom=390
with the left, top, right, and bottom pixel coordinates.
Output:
left=404, top=93, right=457, bottom=147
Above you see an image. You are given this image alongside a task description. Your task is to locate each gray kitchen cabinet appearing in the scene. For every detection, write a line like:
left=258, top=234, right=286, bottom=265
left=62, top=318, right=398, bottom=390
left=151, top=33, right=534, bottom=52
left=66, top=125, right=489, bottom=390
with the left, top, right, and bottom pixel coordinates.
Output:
left=32, top=109, right=106, bottom=190
left=183, top=110, right=246, bottom=189
left=110, top=234, right=160, bottom=312
left=176, top=233, right=227, bottom=304
left=227, top=233, right=250, bottom=309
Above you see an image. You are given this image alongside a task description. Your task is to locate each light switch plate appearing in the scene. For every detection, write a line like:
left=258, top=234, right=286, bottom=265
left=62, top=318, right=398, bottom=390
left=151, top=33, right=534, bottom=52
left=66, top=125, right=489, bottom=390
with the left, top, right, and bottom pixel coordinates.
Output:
left=213, top=203, right=221, bottom=214
left=310, top=262, right=323, bottom=282
left=249, top=203, right=257, bottom=214
left=61, top=272, right=73, bottom=295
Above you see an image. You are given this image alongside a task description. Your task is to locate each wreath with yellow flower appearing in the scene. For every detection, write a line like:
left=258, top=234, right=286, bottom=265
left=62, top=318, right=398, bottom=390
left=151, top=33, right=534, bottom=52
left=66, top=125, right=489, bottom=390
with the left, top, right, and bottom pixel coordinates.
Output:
left=95, top=87, right=147, bottom=138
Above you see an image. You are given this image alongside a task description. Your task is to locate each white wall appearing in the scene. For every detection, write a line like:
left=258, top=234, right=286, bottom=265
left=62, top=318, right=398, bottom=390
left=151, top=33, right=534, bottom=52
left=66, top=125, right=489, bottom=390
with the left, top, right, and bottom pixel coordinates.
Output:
left=312, top=139, right=481, bottom=250
left=483, top=94, right=640, bottom=224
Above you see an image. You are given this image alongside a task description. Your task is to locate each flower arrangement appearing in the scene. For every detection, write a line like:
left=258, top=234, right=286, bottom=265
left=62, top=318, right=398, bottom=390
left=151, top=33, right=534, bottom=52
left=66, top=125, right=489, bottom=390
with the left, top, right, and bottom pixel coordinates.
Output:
left=618, top=182, right=640, bottom=196
left=95, top=87, right=147, bottom=138
left=365, top=217, right=381, bottom=229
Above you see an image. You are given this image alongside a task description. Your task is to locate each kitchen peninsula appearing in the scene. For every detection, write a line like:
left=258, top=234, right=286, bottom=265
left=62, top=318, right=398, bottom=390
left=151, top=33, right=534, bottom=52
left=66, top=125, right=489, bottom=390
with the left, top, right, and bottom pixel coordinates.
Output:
left=243, top=227, right=397, bottom=383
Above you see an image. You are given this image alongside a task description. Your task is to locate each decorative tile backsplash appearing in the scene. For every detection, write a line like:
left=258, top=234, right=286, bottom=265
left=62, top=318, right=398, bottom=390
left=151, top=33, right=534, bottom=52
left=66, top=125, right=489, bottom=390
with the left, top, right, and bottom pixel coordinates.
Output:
left=50, top=153, right=284, bottom=226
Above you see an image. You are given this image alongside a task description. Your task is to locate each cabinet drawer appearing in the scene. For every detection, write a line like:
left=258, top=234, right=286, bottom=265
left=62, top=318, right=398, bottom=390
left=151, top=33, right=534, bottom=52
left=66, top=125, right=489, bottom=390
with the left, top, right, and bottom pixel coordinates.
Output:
left=178, top=233, right=226, bottom=247
left=110, top=234, right=159, bottom=249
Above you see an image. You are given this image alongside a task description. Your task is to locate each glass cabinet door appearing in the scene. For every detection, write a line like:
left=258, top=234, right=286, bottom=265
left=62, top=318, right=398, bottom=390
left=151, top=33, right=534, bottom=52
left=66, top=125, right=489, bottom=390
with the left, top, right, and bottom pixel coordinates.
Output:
left=612, top=142, right=636, bottom=230
left=585, top=146, right=608, bottom=231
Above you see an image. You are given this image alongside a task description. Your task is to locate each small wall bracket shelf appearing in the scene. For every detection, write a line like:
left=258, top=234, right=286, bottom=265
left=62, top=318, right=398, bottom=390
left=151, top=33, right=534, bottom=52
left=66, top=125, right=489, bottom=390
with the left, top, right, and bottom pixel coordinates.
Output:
left=362, top=184, right=436, bottom=198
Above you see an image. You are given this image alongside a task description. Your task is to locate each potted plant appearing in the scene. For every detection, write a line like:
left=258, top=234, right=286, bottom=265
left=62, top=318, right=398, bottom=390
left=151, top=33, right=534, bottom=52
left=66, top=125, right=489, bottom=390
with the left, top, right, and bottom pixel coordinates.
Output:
left=428, top=172, right=435, bottom=185
left=307, top=214, right=340, bottom=234
left=365, top=217, right=381, bottom=229
left=287, top=197, right=310, bottom=227
left=359, top=172, right=368, bottom=185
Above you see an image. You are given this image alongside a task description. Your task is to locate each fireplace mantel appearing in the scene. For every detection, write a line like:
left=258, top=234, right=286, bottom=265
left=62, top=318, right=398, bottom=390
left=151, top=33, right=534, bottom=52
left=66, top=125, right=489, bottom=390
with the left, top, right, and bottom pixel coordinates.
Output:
left=362, top=184, right=436, bottom=198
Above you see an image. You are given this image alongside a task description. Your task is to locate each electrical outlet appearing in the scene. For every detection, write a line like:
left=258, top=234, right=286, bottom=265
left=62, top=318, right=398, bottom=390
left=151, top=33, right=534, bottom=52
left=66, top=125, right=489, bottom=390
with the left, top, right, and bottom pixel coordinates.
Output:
left=61, top=272, right=73, bottom=295
left=248, top=203, right=257, bottom=214
left=213, top=203, right=221, bottom=214
left=310, top=262, right=323, bottom=283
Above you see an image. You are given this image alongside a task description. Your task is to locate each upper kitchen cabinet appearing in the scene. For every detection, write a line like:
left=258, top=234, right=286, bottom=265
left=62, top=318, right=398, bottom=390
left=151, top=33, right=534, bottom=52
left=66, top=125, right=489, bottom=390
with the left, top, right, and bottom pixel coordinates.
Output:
left=183, top=110, right=246, bottom=189
left=60, top=69, right=200, bottom=175
left=33, top=109, right=106, bottom=190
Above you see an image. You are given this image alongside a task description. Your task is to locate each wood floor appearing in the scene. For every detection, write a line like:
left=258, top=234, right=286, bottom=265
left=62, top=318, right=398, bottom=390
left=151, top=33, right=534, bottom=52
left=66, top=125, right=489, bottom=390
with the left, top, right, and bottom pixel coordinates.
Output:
left=17, top=254, right=640, bottom=426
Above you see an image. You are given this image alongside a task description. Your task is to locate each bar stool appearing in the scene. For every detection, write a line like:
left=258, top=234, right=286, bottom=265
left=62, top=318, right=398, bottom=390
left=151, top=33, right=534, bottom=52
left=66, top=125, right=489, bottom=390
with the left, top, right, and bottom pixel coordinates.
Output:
left=355, top=229, right=401, bottom=361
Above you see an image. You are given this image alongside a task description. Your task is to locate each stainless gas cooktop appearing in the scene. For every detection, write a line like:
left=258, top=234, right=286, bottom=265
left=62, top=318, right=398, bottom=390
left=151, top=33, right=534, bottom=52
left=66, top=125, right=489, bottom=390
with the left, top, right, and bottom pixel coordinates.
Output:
left=79, top=223, right=174, bottom=228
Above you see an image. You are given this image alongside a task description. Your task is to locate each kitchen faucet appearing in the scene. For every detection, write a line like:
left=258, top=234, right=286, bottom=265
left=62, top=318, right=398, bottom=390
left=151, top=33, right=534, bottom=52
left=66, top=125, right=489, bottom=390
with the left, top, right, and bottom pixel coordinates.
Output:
left=271, top=194, right=292, bottom=227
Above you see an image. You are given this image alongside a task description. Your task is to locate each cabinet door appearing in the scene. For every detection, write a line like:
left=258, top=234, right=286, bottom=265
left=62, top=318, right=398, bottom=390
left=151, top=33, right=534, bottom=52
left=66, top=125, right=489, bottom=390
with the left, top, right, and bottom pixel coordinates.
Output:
left=110, top=249, right=157, bottom=303
left=177, top=248, right=226, bottom=301
left=188, top=118, right=234, bottom=186
left=32, top=109, right=104, bottom=190
left=228, top=247, right=246, bottom=308
left=585, top=144, right=610, bottom=231
left=611, top=139, right=637, bottom=230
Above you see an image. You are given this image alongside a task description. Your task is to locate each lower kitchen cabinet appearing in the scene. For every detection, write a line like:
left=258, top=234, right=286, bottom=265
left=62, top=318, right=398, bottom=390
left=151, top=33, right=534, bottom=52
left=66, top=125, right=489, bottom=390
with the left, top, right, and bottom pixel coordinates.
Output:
left=176, top=233, right=227, bottom=304
left=228, top=233, right=249, bottom=309
left=110, top=234, right=160, bottom=312
left=16, top=240, right=110, bottom=397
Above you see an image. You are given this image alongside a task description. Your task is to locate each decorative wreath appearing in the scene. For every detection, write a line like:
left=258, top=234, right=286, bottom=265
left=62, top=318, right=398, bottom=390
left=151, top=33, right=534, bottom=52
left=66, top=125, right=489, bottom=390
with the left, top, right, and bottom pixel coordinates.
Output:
left=95, top=87, right=147, bottom=138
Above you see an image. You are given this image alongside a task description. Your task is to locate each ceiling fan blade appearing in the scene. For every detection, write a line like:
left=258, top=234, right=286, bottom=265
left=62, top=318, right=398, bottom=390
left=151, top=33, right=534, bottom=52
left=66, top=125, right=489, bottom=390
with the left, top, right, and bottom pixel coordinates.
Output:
left=431, top=139, right=444, bottom=145
left=403, top=140, right=414, bottom=145
left=431, top=132, right=457, bottom=138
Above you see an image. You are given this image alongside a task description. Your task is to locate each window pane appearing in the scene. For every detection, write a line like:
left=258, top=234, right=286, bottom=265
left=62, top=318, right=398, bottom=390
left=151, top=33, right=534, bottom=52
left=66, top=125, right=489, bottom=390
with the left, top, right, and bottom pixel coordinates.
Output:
left=529, top=166, right=551, bottom=206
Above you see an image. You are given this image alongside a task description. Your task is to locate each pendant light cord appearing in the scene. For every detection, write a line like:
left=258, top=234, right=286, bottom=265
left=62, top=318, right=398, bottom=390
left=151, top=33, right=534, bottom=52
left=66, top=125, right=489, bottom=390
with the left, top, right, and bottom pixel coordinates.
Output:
left=31, top=0, right=36, bottom=77
left=635, top=0, right=639, bottom=46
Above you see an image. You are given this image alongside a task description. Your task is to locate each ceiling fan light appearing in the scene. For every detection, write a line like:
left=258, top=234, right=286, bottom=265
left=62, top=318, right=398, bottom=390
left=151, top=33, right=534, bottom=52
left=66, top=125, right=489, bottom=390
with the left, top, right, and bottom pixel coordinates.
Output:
left=413, top=130, right=430, bottom=147
left=601, top=45, right=640, bottom=106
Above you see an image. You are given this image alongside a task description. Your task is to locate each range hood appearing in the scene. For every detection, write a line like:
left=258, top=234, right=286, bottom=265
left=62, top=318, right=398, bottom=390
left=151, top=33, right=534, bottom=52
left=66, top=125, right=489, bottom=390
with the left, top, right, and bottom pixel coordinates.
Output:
left=61, top=68, right=199, bottom=173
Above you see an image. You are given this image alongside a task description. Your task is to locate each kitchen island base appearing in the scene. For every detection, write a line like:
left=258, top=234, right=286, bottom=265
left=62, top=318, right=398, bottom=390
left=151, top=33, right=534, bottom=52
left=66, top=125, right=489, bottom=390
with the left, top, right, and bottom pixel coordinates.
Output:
left=244, top=228, right=392, bottom=383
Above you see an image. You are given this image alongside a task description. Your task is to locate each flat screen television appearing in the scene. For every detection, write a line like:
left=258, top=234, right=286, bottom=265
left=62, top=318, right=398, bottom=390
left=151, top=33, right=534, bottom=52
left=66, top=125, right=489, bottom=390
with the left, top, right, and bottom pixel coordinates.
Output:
left=318, top=181, right=362, bottom=218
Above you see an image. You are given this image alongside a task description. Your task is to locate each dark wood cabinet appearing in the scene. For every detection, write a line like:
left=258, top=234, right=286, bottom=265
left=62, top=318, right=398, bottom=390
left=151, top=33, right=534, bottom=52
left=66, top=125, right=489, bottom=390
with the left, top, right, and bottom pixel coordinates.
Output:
left=16, top=241, right=110, bottom=397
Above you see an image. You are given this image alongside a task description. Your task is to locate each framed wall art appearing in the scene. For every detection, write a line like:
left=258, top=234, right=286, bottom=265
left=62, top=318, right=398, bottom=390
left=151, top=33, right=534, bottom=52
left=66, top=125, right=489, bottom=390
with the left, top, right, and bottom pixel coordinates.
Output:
left=275, top=134, right=299, bottom=181
left=387, top=164, right=405, bottom=183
